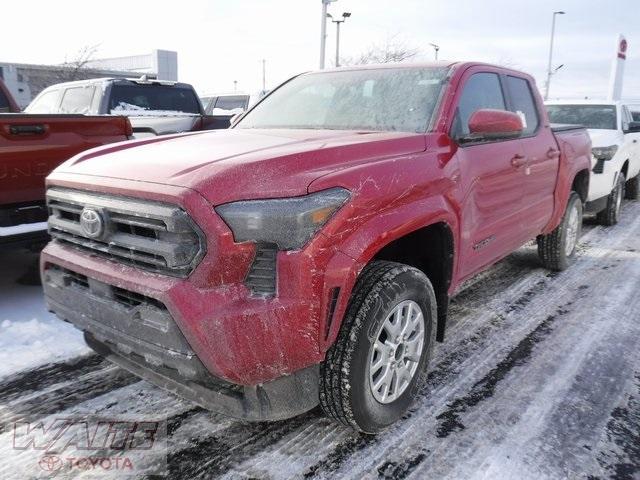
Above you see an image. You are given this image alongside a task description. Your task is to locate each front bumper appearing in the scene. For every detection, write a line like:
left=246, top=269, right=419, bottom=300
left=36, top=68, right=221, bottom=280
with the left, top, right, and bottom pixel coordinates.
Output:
left=42, top=258, right=319, bottom=421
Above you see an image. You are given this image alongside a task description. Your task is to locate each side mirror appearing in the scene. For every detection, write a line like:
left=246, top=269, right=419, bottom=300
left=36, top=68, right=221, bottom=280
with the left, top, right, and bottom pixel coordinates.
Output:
left=466, top=109, right=523, bottom=141
left=624, top=121, right=640, bottom=134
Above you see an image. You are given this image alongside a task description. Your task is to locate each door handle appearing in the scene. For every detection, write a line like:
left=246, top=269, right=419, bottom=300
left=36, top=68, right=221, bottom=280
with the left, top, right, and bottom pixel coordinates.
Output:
left=511, top=154, right=527, bottom=168
left=547, top=147, right=560, bottom=159
left=9, top=124, right=46, bottom=135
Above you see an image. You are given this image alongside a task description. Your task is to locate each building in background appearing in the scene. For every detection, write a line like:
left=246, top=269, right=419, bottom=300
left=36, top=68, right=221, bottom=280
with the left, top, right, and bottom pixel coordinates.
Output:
left=0, top=49, right=177, bottom=109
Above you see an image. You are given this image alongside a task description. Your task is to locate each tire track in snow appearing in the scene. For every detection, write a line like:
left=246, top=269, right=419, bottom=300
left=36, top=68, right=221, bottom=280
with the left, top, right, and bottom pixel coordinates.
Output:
left=592, top=372, right=640, bottom=479
left=0, top=353, right=104, bottom=404
left=0, top=365, right=138, bottom=433
left=167, top=410, right=318, bottom=479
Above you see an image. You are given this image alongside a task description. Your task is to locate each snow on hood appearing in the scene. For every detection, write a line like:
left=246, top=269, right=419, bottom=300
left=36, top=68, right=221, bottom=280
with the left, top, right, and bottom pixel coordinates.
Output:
left=55, top=129, right=426, bottom=205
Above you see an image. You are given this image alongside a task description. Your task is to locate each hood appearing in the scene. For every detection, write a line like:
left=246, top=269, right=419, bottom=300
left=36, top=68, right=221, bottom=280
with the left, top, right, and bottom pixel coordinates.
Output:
left=587, top=129, right=623, bottom=148
left=56, top=129, right=426, bottom=205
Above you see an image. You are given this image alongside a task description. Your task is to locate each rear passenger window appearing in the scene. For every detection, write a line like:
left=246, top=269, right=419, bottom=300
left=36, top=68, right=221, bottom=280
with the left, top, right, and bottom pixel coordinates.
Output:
left=26, top=90, right=60, bottom=113
left=506, top=76, right=539, bottom=135
left=59, top=86, right=95, bottom=114
left=453, top=73, right=506, bottom=138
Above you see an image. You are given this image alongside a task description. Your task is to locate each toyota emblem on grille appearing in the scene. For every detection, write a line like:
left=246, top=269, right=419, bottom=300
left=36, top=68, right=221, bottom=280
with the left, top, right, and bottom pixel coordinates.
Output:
left=80, top=208, right=104, bottom=238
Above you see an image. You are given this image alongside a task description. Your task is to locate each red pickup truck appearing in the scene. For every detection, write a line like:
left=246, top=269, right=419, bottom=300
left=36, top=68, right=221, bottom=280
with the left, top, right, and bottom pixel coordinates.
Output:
left=41, top=62, right=591, bottom=433
left=0, top=112, right=132, bottom=248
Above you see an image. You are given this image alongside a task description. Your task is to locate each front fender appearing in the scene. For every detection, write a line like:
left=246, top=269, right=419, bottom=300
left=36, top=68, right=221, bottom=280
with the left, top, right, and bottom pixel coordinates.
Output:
left=319, top=195, right=458, bottom=350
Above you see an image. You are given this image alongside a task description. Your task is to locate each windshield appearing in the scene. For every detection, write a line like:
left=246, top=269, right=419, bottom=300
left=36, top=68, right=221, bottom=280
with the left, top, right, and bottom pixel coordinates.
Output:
left=546, top=104, right=617, bottom=130
left=109, top=85, right=201, bottom=115
left=236, top=67, right=449, bottom=133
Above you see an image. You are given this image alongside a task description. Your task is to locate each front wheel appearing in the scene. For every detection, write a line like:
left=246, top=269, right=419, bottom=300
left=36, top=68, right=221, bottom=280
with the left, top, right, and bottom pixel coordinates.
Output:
left=537, top=191, right=583, bottom=271
left=319, top=261, right=436, bottom=434
left=597, top=173, right=625, bottom=226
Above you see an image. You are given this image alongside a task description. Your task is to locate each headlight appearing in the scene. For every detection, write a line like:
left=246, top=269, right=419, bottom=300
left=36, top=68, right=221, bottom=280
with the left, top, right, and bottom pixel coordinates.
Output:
left=592, top=145, right=618, bottom=161
left=216, top=188, right=350, bottom=250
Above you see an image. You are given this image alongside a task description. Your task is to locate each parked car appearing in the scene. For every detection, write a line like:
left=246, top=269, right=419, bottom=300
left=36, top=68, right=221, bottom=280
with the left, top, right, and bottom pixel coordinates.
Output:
left=0, top=114, right=132, bottom=249
left=25, top=77, right=229, bottom=137
left=41, top=62, right=591, bottom=433
left=629, top=104, right=640, bottom=122
left=546, top=100, right=640, bottom=225
left=0, top=79, right=20, bottom=113
left=200, top=91, right=268, bottom=115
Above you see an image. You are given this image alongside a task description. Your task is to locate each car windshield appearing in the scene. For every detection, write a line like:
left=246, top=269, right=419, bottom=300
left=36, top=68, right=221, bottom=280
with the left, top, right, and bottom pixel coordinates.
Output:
left=236, top=67, right=449, bottom=133
left=109, top=85, right=201, bottom=114
left=546, top=104, right=617, bottom=130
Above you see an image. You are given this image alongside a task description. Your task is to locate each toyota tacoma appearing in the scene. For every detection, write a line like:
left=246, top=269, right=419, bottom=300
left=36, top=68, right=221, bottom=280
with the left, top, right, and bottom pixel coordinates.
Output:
left=41, top=62, right=591, bottom=433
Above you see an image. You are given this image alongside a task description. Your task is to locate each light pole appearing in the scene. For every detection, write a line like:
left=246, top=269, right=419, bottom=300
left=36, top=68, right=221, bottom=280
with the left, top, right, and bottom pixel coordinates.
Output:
left=544, top=10, right=565, bottom=100
left=429, top=43, right=440, bottom=61
left=328, top=12, right=351, bottom=67
left=319, top=0, right=337, bottom=69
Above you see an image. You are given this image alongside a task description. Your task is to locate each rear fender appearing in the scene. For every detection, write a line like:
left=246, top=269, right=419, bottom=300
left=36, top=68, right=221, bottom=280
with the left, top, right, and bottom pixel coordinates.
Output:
left=543, top=134, right=592, bottom=234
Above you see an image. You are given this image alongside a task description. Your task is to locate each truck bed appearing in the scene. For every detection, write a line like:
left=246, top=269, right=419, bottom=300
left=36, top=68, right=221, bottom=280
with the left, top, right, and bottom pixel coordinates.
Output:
left=0, top=114, right=131, bottom=246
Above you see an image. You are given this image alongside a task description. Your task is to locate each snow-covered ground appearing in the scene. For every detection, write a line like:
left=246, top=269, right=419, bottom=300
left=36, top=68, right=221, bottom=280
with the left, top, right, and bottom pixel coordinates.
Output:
left=0, top=252, right=89, bottom=379
left=0, top=203, right=639, bottom=479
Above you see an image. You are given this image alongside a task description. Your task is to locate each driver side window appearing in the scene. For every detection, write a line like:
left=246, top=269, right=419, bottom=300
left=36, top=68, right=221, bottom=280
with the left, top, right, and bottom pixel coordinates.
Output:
left=452, top=73, right=506, bottom=139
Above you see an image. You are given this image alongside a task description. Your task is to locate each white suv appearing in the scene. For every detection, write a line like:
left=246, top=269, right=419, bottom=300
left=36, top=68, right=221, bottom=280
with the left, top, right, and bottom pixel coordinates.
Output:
left=546, top=100, right=640, bottom=225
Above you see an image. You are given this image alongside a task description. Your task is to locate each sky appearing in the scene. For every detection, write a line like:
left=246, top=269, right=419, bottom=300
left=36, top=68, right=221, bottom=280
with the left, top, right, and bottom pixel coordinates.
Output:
left=1, top=0, right=639, bottom=100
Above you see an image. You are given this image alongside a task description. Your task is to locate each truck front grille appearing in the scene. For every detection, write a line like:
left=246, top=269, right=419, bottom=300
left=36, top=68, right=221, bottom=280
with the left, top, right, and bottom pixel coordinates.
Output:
left=47, top=188, right=205, bottom=277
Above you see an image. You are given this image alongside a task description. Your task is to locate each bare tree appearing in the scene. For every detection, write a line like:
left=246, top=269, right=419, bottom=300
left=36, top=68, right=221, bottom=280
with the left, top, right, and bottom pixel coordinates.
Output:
left=58, top=44, right=101, bottom=82
left=341, top=35, right=422, bottom=66
left=23, top=44, right=103, bottom=99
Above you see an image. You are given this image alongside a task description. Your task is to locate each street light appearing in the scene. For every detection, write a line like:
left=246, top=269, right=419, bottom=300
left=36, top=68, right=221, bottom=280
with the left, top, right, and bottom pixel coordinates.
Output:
left=544, top=10, right=565, bottom=100
left=429, top=43, right=440, bottom=61
left=327, top=12, right=351, bottom=67
left=319, top=0, right=338, bottom=69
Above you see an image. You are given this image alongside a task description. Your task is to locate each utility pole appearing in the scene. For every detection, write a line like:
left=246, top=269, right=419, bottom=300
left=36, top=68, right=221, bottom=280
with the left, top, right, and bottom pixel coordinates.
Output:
left=328, top=12, right=351, bottom=67
left=320, top=0, right=337, bottom=69
left=262, top=59, right=266, bottom=91
left=544, top=11, right=565, bottom=100
left=429, top=43, right=440, bottom=61
left=233, top=80, right=238, bottom=92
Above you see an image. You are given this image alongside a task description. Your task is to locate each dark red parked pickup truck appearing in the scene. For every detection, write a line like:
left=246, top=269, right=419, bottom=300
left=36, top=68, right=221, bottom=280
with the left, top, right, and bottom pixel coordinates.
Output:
left=0, top=112, right=132, bottom=248
left=41, top=62, right=591, bottom=433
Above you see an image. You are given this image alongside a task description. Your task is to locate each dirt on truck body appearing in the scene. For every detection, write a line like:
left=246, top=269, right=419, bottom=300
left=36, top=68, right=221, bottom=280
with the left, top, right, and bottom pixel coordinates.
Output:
left=40, top=61, right=591, bottom=433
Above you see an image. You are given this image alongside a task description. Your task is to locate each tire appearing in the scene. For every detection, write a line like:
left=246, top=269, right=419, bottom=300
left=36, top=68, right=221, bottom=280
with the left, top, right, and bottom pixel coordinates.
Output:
left=625, top=173, right=639, bottom=200
left=596, top=173, right=625, bottom=226
left=537, top=191, right=583, bottom=271
left=319, top=260, right=437, bottom=434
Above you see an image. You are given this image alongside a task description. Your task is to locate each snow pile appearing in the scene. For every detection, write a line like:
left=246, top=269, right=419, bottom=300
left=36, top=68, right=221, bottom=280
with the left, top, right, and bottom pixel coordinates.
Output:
left=211, top=107, right=244, bottom=115
left=111, top=102, right=196, bottom=117
left=0, top=318, right=88, bottom=378
left=0, top=252, right=89, bottom=379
